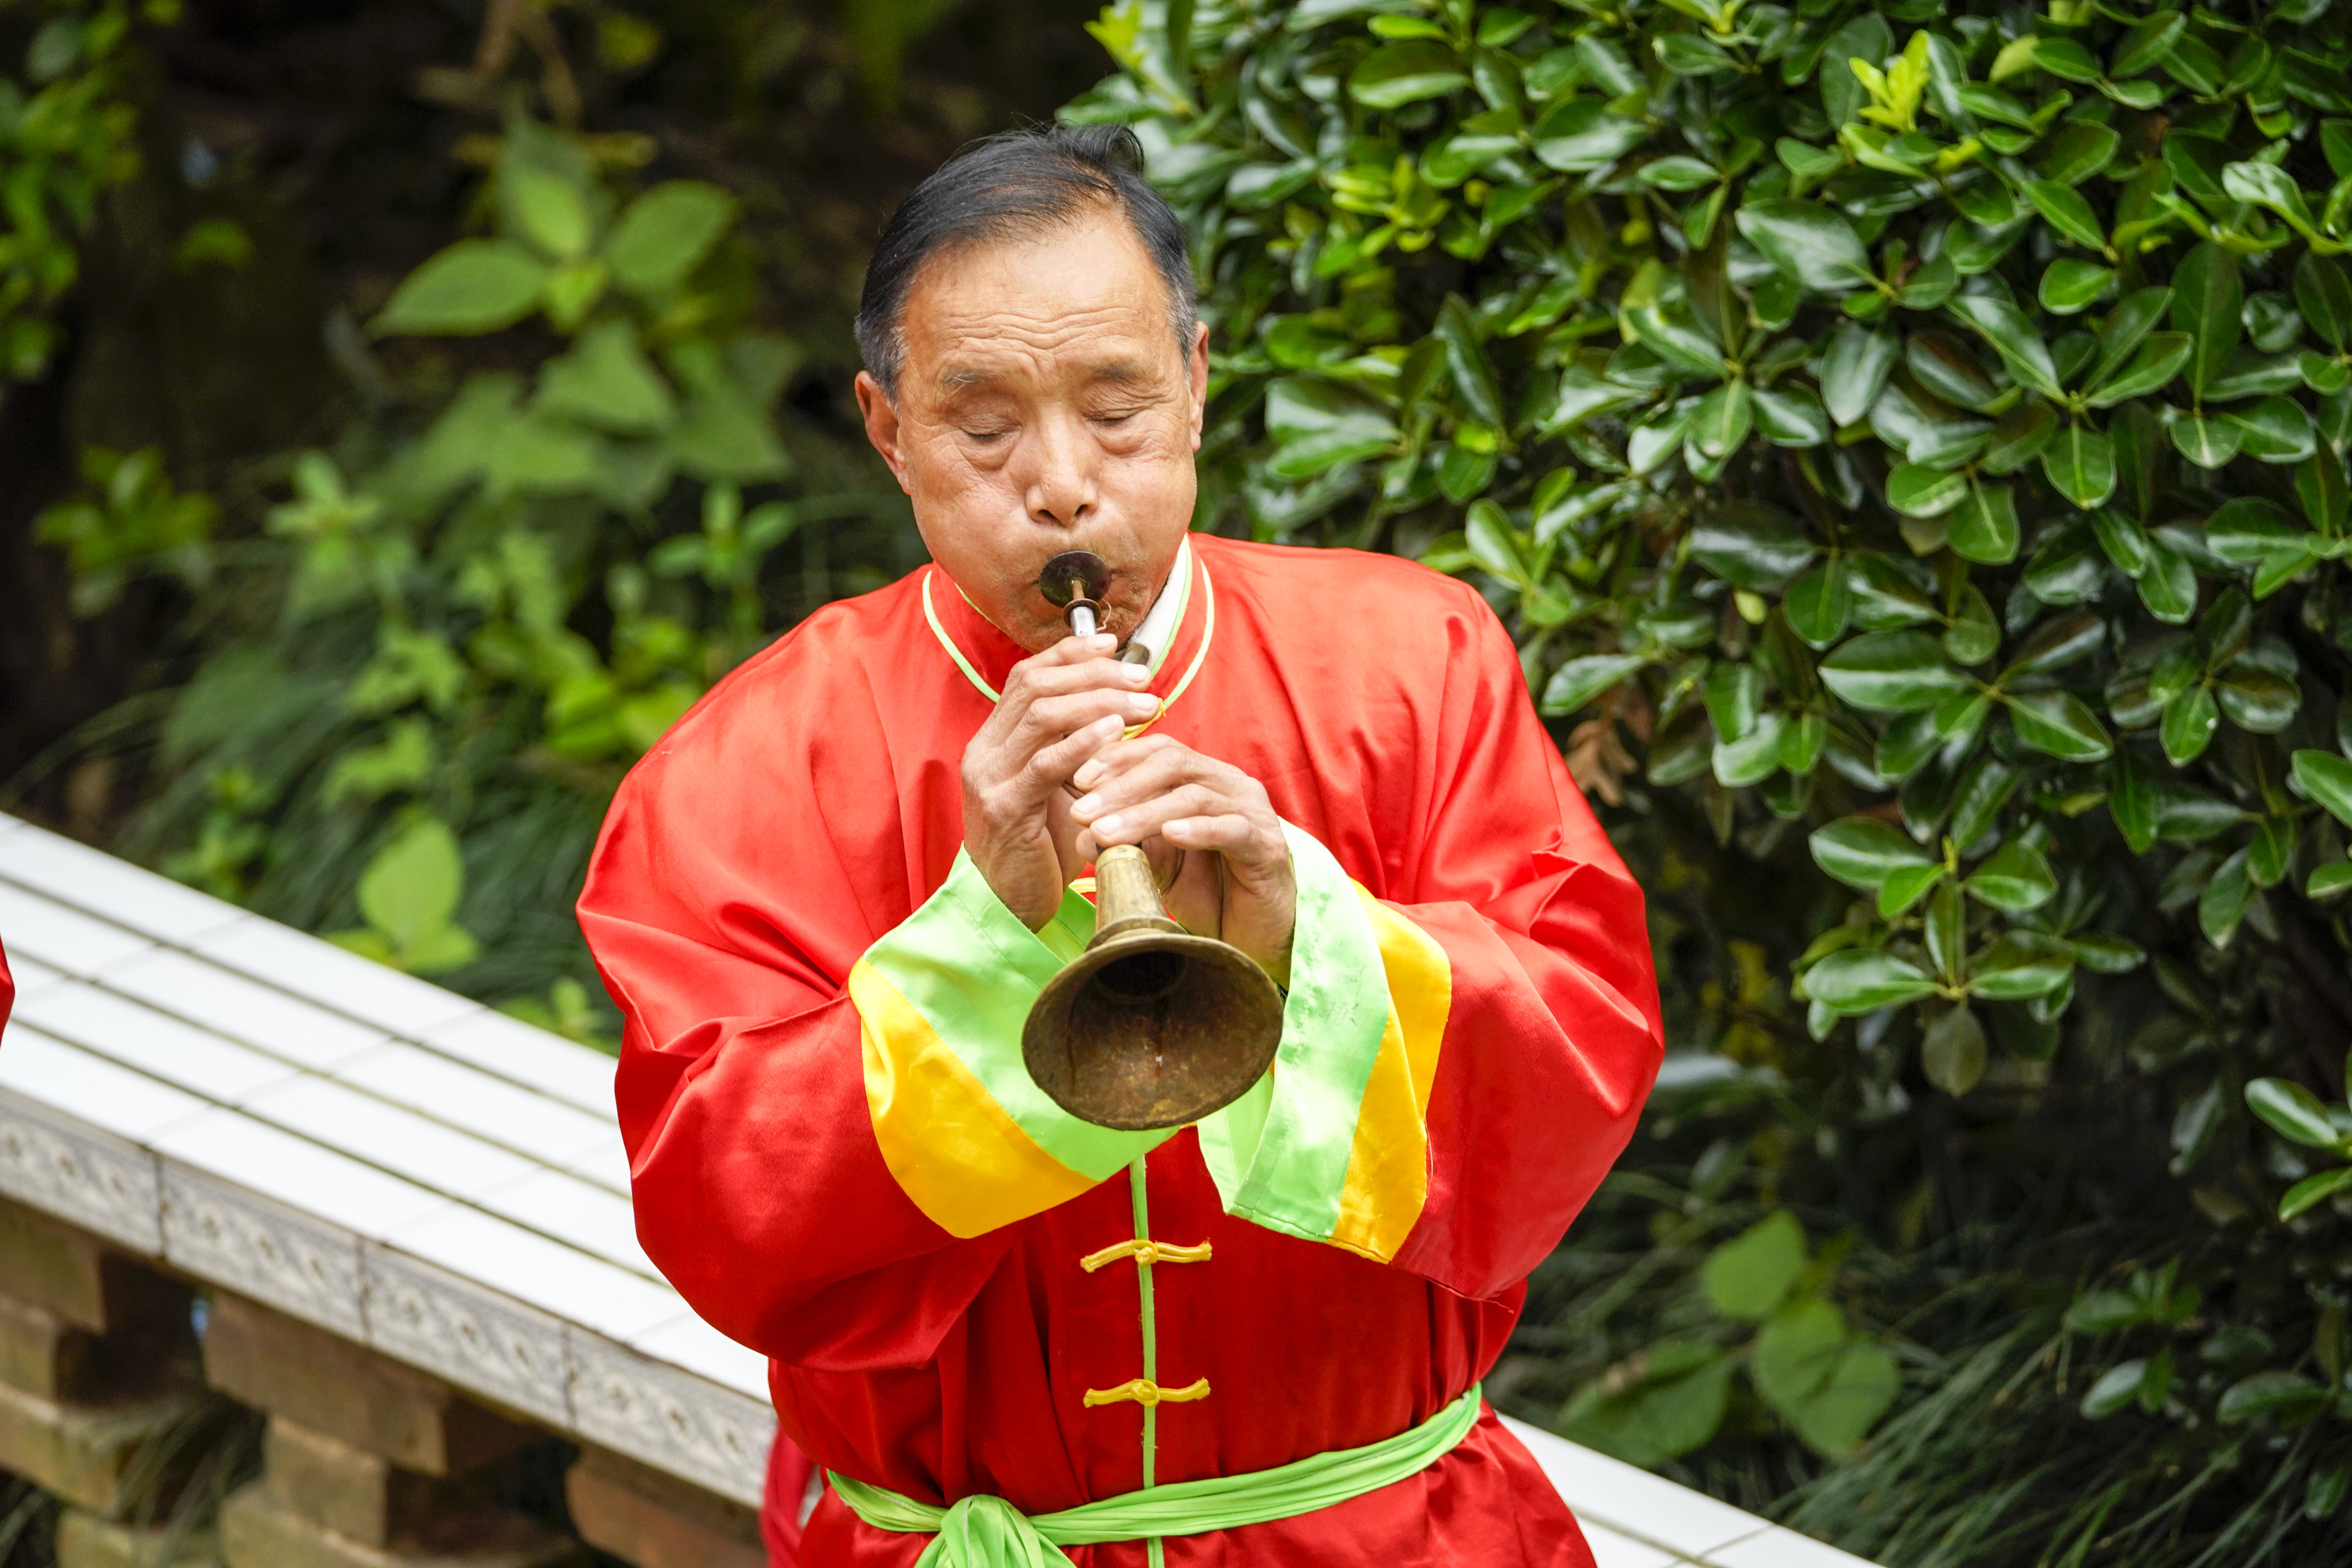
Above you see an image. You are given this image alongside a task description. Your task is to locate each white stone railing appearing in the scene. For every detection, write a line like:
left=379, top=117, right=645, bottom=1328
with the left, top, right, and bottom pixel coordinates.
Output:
left=0, top=811, right=1876, bottom=1568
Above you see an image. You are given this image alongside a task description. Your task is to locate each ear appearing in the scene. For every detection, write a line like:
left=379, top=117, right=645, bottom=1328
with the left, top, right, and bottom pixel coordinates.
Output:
left=855, top=372, right=914, bottom=494
left=1185, top=320, right=1210, bottom=452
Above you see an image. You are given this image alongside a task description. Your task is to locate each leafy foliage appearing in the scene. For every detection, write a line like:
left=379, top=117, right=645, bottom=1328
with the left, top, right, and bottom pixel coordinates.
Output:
left=1565, top=1209, right=1899, bottom=1464
left=28, top=96, right=920, bottom=1038
left=1077, top=0, right=2352, bottom=1558
left=0, top=0, right=166, bottom=379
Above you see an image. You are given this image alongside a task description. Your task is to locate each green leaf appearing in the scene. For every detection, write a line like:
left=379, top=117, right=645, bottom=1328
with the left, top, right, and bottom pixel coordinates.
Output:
left=1541, top=653, right=1649, bottom=716
left=1436, top=294, right=1506, bottom=426
left=2294, top=750, right=2352, bottom=828
left=1562, top=1344, right=1733, bottom=1467
left=1348, top=41, right=1470, bottom=108
left=2199, top=847, right=2254, bottom=946
left=1922, top=1003, right=1987, bottom=1095
left=2025, top=180, right=2105, bottom=251
left=372, top=239, right=551, bottom=337
left=2214, top=665, right=2298, bottom=731
left=1879, top=861, right=1947, bottom=918
left=2206, top=498, right=2306, bottom=564
left=2036, top=122, right=2122, bottom=186
left=1886, top=462, right=1967, bottom=517
left=2084, top=333, right=2192, bottom=406
left=1784, top=560, right=1852, bottom=646
left=2039, top=259, right=2114, bottom=315
left=2297, top=445, right=2348, bottom=534
left=2080, top=1360, right=2150, bottom=1419
left=1947, top=483, right=2019, bottom=565
left=1753, top=1298, right=1899, bottom=1457
left=1735, top=200, right=1876, bottom=292
left=2307, top=860, right=2352, bottom=901
left=2136, top=536, right=2197, bottom=624
left=1818, top=323, right=1900, bottom=426
left=604, top=182, right=737, bottom=299
left=1967, top=930, right=2075, bottom=999
left=2295, top=253, right=2352, bottom=351
left=534, top=319, right=676, bottom=433
left=2217, top=1370, right=2327, bottom=1425
left=2222, top=161, right=2320, bottom=239
left=1983, top=399, right=2057, bottom=474
left=2227, top=396, right=2317, bottom=463
left=1691, top=379, right=1753, bottom=459
left=502, top=161, right=594, bottom=260
left=2083, top=287, right=2174, bottom=390
left=322, top=718, right=434, bottom=808
left=1949, top=293, right=2062, bottom=398
left=1702, top=1211, right=1808, bottom=1320
left=1820, top=631, right=1972, bottom=712
left=1811, top=816, right=1935, bottom=891
left=2112, top=11, right=2186, bottom=76
left=2032, top=37, right=2102, bottom=82
left=2072, top=931, right=2146, bottom=974
left=2042, top=424, right=2117, bottom=509
left=2065, top=1291, right=2152, bottom=1334
left=1465, top=500, right=1531, bottom=585
left=1626, top=305, right=1725, bottom=379
left=1531, top=98, right=1651, bottom=172
left=1688, top=505, right=1818, bottom=589
left=1965, top=839, right=2057, bottom=911
left=2162, top=684, right=2221, bottom=764
left=2172, top=242, right=2244, bottom=396
left=2281, top=1165, right=2352, bottom=1220
left=2171, top=412, right=2244, bottom=470
left=1806, top=949, right=1939, bottom=1011
left=352, top=815, right=477, bottom=974
left=1263, top=379, right=1399, bottom=479
left=1752, top=383, right=1831, bottom=447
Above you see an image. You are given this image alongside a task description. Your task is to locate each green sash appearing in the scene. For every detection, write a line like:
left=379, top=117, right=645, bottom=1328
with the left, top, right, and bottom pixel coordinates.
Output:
left=827, top=1383, right=1483, bottom=1568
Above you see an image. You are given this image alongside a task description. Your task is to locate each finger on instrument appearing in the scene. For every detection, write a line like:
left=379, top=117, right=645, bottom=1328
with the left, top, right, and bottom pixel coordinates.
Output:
left=1084, top=781, right=1238, bottom=847
left=1024, top=713, right=1127, bottom=794
left=1069, top=731, right=1181, bottom=793
left=1004, top=640, right=1152, bottom=700
left=1018, top=688, right=1161, bottom=744
left=1073, top=747, right=1257, bottom=824
left=1161, top=813, right=1279, bottom=865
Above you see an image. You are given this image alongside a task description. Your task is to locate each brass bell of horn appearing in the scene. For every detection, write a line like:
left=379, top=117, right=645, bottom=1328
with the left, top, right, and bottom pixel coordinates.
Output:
left=1022, top=842, right=1285, bottom=1131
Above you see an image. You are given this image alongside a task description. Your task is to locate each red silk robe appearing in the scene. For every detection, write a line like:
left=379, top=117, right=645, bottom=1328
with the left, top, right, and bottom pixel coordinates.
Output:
left=579, top=535, right=1663, bottom=1566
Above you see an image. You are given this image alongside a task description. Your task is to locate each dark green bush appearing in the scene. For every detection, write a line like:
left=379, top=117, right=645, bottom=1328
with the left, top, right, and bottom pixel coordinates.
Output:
left=1074, top=0, right=2352, bottom=1559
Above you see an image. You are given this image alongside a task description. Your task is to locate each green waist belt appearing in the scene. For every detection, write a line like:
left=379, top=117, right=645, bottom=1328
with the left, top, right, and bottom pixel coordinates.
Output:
left=827, top=1383, right=1484, bottom=1567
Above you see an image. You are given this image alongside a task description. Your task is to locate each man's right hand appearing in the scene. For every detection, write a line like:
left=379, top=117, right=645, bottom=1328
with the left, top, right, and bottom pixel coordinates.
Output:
left=961, top=634, right=1162, bottom=930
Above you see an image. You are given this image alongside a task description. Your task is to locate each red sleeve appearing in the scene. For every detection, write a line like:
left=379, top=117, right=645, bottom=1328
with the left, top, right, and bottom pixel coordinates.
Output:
left=1387, top=593, right=1665, bottom=1299
left=577, top=634, right=1011, bottom=1373
left=1, top=940, right=14, bottom=1038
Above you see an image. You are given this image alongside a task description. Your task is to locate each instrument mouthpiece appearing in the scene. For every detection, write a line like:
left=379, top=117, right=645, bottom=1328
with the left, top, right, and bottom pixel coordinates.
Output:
left=1038, top=551, right=1111, bottom=639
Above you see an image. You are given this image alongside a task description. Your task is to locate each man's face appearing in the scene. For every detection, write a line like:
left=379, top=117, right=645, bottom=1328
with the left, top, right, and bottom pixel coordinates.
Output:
left=855, top=209, right=1209, bottom=652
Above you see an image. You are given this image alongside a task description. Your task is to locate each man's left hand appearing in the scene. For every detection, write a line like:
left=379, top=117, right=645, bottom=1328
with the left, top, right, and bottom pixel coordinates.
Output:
left=1068, top=734, right=1294, bottom=988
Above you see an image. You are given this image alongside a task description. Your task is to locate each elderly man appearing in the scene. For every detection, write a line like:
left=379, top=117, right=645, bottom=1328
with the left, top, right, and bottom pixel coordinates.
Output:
left=578, top=126, right=1663, bottom=1567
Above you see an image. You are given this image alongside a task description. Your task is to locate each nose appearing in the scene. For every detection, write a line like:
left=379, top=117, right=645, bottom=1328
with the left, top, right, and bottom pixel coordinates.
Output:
left=1018, top=409, right=1100, bottom=530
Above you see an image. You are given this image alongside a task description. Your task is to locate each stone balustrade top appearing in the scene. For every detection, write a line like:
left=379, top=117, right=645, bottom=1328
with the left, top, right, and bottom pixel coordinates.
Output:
left=0, top=811, right=1875, bottom=1568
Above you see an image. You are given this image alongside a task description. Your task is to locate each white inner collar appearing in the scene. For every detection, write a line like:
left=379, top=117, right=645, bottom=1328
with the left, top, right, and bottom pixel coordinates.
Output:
left=1127, top=538, right=1191, bottom=673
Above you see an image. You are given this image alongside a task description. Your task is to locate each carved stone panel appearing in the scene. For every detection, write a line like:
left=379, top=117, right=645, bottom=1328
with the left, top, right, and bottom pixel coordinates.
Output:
left=160, top=1166, right=363, bottom=1338
left=360, top=1243, right=572, bottom=1427
left=566, top=1329, right=773, bottom=1509
left=0, top=1095, right=162, bottom=1256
